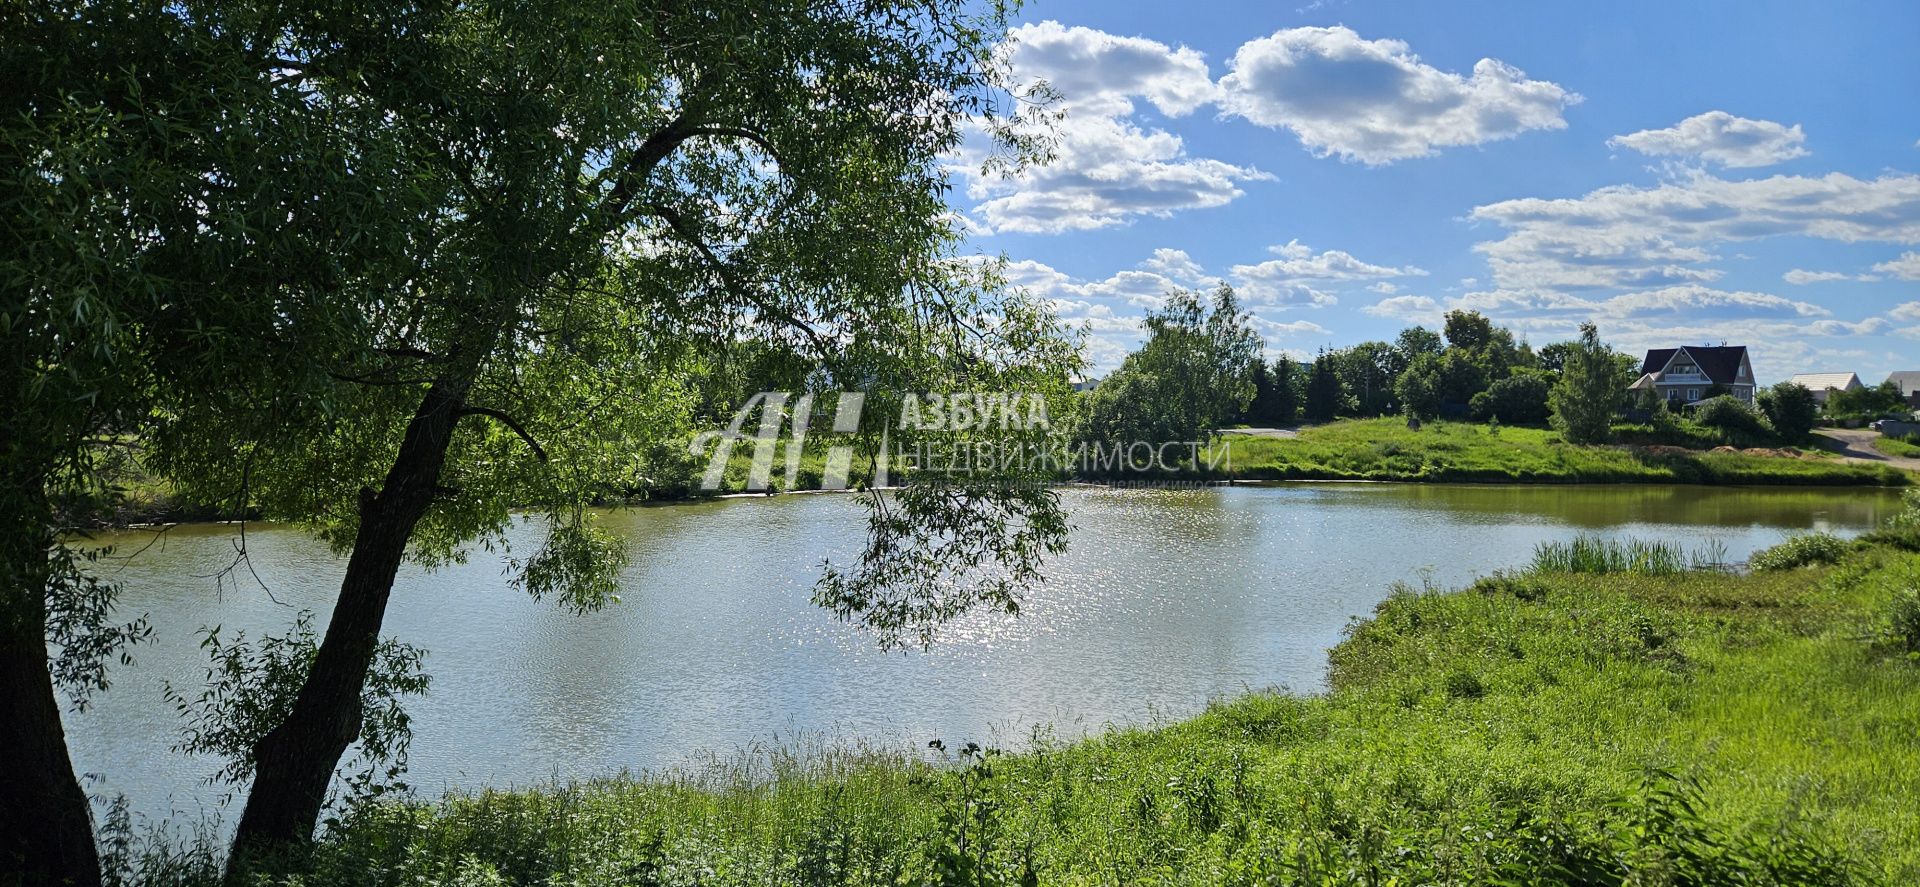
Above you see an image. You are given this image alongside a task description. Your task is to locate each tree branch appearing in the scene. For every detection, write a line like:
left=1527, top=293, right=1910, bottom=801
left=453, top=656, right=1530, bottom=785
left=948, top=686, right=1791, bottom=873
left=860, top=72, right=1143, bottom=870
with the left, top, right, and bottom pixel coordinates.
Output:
left=646, top=203, right=831, bottom=354
left=456, top=406, right=549, bottom=462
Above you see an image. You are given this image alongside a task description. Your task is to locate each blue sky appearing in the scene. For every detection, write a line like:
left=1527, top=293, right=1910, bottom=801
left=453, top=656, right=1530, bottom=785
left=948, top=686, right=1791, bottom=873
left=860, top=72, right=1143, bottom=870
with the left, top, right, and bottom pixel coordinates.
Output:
left=957, top=0, right=1920, bottom=382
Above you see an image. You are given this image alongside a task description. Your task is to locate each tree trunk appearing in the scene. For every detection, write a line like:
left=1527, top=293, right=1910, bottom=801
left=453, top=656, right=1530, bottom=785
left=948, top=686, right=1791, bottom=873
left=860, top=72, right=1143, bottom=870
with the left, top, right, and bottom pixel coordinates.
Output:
left=225, top=383, right=465, bottom=875
left=0, top=520, right=102, bottom=887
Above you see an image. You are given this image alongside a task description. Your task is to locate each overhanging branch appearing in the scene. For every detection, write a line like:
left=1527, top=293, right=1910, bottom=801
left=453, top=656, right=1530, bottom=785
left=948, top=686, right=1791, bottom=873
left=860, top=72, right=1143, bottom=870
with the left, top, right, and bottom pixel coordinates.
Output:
left=457, top=406, right=549, bottom=462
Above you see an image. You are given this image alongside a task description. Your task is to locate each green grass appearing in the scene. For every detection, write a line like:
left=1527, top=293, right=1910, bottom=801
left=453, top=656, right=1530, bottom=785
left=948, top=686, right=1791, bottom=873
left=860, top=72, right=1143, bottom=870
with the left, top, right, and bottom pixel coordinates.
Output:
left=1875, top=434, right=1920, bottom=459
left=115, top=516, right=1920, bottom=885
left=1208, top=418, right=1910, bottom=486
left=1529, top=534, right=1690, bottom=574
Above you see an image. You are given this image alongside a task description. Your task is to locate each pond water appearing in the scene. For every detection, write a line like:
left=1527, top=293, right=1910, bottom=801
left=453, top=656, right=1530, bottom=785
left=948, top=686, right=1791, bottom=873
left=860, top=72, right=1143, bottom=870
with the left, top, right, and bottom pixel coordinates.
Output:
left=65, top=483, right=1904, bottom=827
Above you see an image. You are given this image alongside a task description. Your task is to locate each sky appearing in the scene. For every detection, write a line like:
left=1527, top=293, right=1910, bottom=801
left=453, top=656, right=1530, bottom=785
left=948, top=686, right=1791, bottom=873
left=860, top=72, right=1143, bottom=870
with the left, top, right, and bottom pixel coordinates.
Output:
left=954, top=0, right=1920, bottom=383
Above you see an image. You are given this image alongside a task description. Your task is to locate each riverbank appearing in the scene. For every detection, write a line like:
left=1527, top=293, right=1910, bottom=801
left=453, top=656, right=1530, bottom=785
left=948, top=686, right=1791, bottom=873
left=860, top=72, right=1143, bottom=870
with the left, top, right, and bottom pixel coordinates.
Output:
left=1210, top=418, right=1913, bottom=486
left=120, top=494, right=1920, bottom=885
left=83, top=419, right=1908, bottom=529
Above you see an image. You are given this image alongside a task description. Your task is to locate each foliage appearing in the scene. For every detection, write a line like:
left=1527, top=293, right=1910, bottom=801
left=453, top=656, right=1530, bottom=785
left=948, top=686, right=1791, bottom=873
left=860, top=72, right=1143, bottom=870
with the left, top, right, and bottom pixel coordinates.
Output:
left=1827, top=380, right=1910, bottom=420
left=1303, top=352, right=1345, bottom=421
left=1549, top=323, right=1628, bottom=444
left=1694, top=395, right=1775, bottom=445
left=161, top=614, right=429, bottom=803
left=1469, top=369, right=1553, bottom=425
left=1243, top=359, right=1301, bottom=425
left=1758, top=383, right=1820, bottom=440
left=1750, top=533, right=1850, bottom=571
left=1081, top=286, right=1260, bottom=445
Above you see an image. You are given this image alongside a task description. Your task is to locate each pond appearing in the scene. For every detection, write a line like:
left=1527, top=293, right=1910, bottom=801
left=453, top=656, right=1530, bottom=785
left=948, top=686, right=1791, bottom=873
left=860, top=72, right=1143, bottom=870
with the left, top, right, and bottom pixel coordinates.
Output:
left=65, top=483, right=1904, bottom=827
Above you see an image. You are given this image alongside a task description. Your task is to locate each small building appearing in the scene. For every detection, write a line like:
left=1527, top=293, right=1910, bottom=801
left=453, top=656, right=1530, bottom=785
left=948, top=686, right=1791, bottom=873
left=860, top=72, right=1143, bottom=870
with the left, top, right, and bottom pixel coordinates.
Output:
left=1888, top=371, right=1920, bottom=408
left=1632, top=345, right=1756, bottom=406
left=1787, top=372, right=1864, bottom=404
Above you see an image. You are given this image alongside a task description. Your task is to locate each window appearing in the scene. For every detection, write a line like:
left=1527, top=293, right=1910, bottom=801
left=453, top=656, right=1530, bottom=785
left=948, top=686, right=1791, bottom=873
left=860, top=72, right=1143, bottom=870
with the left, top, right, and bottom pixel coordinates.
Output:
left=1688, top=388, right=1699, bottom=400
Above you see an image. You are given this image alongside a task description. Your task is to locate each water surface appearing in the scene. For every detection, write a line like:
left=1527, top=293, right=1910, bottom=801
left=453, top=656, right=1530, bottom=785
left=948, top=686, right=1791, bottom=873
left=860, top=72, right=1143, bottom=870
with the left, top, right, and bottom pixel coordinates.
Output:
left=66, top=483, right=1902, bottom=825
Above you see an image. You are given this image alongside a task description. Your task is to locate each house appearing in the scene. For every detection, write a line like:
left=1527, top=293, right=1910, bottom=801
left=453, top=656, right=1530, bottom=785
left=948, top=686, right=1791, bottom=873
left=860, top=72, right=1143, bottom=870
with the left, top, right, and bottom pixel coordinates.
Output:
left=1630, top=345, right=1756, bottom=406
left=1786, top=372, right=1864, bottom=405
left=1889, top=371, right=1920, bottom=408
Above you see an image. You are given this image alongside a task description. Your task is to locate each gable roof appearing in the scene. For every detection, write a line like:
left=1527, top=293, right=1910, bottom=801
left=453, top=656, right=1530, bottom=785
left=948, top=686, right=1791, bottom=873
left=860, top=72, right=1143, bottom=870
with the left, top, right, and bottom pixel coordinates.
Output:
left=1889, top=371, right=1920, bottom=395
left=1788, top=372, right=1862, bottom=392
left=1641, top=345, right=1749, bottom=386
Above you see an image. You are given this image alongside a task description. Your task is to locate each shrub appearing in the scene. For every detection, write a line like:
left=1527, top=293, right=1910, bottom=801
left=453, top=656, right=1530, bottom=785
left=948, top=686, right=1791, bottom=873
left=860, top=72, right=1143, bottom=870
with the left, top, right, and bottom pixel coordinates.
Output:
left=1749, top=533, right=1849, bottom=571
left=1889, top=587, right=1920, bottom=655
left=1693, top=395, right=1773, bottom=444
left=1442, top=669, right=1486, bottom=699
left=1757, top=382, right=1819, bottom=440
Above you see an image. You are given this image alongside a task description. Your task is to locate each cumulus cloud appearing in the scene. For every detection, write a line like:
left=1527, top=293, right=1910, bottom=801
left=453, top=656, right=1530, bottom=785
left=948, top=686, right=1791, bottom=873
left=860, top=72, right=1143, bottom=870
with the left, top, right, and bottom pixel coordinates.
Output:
left=1228, top=240, right=1424, bottom=306
left=1362, top=294, right=1440, bottom=321
left=966, top=23, right=1269, bottom=234
left=999, top=21, right=1217, bottom=118
left=1217, top=26, right=1579, bottom=164
left=1873, top=251, right=1920, bottom=279
left=1607, top=111, right=1809, bottom=168
left=1470, top=171, right=1920, bottom=292
left=1890, top=301, right=1920, bottom=322
left=1596, top=285, right=1829, bottom=318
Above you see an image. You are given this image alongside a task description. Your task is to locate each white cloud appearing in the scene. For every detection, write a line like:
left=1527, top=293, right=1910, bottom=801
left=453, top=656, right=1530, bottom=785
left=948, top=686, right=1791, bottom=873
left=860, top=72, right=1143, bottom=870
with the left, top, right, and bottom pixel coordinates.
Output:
left=1470, top=171, right=1920, bottom=292
left=1368, top=282, right=1400, bottom=294
left=1228, top=240, right=1424, bottom=306
left=1783, top=269, right=1870, bottom=285
left=1362, top=294, right=1440, bottom=321
left=1217, top=26, right=1579, bottom=164
left=1890, top=301, right=1920, bottom=322
left=1607, top=111, right=1809, bottom=168
left=967, top=23, right=1269, bottom=234
left=1000, top=21, right=1217, bottom=118
left=1873, top=251, right=1920, bottom=279
left=1596, top=285, right=1829, bottom=318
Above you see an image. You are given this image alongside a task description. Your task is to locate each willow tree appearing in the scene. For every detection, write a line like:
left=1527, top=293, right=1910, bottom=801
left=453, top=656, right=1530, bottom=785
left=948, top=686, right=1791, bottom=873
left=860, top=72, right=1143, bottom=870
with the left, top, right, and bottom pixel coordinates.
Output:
left=2, top=3, right=420, bottom=883
left=107, top=0, right=1073, bottom=873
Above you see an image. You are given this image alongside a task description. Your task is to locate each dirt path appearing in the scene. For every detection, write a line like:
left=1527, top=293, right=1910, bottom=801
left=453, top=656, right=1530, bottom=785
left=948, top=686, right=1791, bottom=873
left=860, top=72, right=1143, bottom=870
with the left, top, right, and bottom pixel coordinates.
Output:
left=1812, top=428, right=1920, bottom=472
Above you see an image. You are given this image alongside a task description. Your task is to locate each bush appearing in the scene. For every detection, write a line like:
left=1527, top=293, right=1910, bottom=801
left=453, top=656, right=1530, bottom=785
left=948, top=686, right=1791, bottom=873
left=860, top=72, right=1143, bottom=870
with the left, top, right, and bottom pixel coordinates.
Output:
left=1749, top=533, right=1849, bottom=571
left=1470, top=370, right=1553, bottom=425
left=1757, top=382, right=1819, bottom=440
left=1890, top=587, right=1920, bottom=655
left=1693, top=396, right=1773, bottom=444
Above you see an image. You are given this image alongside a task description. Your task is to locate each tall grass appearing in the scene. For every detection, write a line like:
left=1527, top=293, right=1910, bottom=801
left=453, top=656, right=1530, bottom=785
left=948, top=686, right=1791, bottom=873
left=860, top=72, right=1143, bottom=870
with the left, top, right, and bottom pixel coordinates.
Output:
left=1530, top=535, right=1687, bottom=575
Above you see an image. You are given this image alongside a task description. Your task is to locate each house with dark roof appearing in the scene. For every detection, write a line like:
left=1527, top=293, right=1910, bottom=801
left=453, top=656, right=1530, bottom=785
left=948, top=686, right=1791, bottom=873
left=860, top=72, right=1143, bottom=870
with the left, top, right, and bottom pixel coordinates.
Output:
left=1888, top=371, right=1920, bottom=408
left=1629, top=345, right=1755, bottom=406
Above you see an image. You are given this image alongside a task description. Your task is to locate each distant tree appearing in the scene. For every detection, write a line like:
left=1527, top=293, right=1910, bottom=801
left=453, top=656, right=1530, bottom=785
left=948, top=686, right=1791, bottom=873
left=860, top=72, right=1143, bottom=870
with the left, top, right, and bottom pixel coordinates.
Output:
left=1082, top=285, right=1262, bottom=444
left=1304, top=351, right=1345, bottom=421
left=1444, top=310, right=1497, bottom=352
left=1270, top=358, right=1302, bottom=425
left=1471, top=370, right=1554, bottom=425
left=1549, top=323, right=1629, bottom=444
left=1395, top=353, right=1444, bottom=420
left=1757, top=382, right=1819, bottom=440
left=1395, top=325, right=1445, bottom=362
left=1330, top=341, right=1399, bottom=416
left=1537, top=341, right=1577, bottom=374
left=1828, top=380, right=1908, bottom=417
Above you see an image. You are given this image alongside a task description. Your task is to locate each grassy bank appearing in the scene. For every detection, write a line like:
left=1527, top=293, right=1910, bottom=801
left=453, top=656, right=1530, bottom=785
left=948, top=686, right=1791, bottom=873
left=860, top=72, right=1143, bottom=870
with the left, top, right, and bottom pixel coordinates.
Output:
left=1876, top=435, right=1920, bottom=459
left=1210, top=418, right=1911, bottom=486
left=121, top=498, right=1920, bottom=885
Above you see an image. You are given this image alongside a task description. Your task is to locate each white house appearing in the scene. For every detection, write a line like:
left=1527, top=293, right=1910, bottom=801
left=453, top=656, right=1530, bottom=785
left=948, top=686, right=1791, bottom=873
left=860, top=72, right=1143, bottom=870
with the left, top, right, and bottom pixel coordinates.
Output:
left=1888, top=371, right=1920, bottom=408
left=1630, top=345, right=1756, bottom=405
left=1787, top=372, right=1864, bottom=405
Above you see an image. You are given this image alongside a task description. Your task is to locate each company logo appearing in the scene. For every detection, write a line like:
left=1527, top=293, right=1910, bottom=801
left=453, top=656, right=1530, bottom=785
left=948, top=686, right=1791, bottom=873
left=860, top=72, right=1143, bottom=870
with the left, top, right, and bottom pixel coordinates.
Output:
left=690, top=391, right=1227, bottom=492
